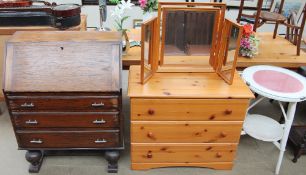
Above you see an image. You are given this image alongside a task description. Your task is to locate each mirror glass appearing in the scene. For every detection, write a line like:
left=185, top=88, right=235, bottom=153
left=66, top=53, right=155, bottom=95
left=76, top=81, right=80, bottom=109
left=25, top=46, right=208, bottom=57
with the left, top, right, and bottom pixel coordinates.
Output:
left=161, top=9, right=218, bottom=67
left=143, top=23, right=152, bottom=68
left=218, top=20, right=242, bottom=84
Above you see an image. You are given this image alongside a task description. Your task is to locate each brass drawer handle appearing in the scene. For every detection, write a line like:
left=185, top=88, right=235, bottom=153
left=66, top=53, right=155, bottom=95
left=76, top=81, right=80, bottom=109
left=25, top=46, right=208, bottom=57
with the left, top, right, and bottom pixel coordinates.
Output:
left=93, top=119, right=106, bottom=124
left=25, top=120, right=38, bottom=125
left=20, top=103, right=34, bottom=108
left=91, top=102, right=105, bottom=107
left=30, top=139, right=43, bottom=144
left=94, top=139, right=107, bottom=144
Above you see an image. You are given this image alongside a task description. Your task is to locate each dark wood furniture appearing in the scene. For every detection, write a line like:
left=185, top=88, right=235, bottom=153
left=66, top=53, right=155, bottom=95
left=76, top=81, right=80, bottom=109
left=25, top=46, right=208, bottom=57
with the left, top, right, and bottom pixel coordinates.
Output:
left=237, top=0, right=286, bottom=32
left=3, top=31, right=123, bottom=173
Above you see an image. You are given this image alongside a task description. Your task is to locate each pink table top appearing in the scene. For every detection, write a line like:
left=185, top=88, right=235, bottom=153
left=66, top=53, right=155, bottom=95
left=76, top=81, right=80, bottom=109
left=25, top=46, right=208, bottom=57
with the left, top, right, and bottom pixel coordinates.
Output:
left=242, top=65, right=306, bottom=102
left=253, top=70, right=304, bottom=93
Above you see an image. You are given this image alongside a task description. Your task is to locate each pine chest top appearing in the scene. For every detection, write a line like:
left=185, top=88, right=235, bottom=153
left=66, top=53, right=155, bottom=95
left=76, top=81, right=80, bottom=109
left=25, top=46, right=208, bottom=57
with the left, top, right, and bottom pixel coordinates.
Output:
left=128, top=66, right=254, bottom=99
left=3, top=31, right=122, bottom=92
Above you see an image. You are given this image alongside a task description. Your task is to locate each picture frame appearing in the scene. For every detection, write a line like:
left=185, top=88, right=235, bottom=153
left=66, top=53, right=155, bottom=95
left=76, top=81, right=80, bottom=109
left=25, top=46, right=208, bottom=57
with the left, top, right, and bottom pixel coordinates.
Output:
left=271, top=0, right=306, bottom=20
left=133, top=19, right=142, bottom=29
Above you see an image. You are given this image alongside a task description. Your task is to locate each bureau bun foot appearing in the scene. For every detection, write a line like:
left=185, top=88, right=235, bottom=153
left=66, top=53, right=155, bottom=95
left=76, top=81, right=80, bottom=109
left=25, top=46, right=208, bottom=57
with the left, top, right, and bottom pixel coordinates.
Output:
left=25, top=150, right=44, bottom=173
left=105, top=151, right=120, bottom=173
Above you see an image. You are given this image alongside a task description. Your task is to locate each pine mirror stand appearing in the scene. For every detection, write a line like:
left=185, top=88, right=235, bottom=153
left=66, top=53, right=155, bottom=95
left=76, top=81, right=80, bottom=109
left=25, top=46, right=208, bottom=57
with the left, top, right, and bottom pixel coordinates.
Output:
left=141, top=2, right=243, bottom=85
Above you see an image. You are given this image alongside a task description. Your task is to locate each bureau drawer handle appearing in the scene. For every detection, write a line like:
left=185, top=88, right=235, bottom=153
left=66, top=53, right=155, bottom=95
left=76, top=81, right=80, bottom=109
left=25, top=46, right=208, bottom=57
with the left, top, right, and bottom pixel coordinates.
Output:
left=92, top=102, right=105, bottom=107
left=25, top=120, right=38, bottom=125
left=30, top=139, right=43, bottom=144
left=94, top=139, right=107, bottom=144
left=20, top=103, right=34, bottom=108
left=93, top=119, right=106, bottom=124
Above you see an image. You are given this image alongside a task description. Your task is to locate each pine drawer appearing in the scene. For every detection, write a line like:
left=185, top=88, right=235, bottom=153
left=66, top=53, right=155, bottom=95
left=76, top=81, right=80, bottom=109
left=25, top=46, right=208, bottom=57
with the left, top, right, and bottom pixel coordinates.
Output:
left=131, top=121, right=243, bottom=143
left=131, top=99, right=249, bottom=121
left=131, top=143, right=237, bottom=163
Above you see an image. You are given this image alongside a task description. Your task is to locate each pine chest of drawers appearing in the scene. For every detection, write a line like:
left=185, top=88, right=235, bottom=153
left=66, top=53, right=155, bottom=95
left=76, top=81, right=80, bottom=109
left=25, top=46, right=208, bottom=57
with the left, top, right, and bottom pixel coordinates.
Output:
left=128, top=66, right=254, bottom=170
left=3, top=31, right=123, bottom=173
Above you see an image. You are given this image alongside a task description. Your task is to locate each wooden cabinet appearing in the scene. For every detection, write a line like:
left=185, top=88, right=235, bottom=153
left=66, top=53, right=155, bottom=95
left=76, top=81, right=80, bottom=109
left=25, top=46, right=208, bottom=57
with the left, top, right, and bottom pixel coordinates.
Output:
left=3, top=31, right=123, bottom=173
left=128, top=66, right=254, bottom=170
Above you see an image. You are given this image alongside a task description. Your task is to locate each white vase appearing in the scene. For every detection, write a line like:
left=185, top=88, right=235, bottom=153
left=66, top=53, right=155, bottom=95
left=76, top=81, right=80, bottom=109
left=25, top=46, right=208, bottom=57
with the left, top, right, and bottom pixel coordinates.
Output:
left=143, top=11, right=158, bottom=22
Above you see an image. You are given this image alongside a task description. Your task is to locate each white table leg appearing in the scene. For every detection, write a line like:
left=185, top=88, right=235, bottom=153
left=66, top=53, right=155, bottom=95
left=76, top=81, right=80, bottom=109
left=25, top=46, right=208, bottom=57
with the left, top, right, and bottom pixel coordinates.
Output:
left=275, top=102, right=297, bottom=175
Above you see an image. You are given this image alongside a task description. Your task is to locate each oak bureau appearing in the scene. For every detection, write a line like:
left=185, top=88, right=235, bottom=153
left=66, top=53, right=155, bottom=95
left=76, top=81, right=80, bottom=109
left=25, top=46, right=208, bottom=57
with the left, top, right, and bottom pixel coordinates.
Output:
left=3, top=31, right=123, bottom=173
left=128, top=66, right=254, bottom=170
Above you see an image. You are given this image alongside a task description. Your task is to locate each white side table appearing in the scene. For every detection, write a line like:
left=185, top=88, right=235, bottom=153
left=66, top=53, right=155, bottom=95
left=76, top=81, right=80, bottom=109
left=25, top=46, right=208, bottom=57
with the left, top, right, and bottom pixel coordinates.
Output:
left=242, top=65, right=306, bottom=175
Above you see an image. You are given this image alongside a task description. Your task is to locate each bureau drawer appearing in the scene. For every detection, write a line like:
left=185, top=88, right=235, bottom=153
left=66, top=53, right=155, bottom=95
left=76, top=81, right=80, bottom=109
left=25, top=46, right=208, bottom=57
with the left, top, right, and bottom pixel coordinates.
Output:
left=7, top=96, right=119, bottom=112
left=16, top=131, right=119, bottom=148
left=13, top=112, right=119, bottom=128
left=131, top=143, right=237, bottom=163
left=131, top=99, right=249, bottom=121
left=131, top=121, right=243, bottom=143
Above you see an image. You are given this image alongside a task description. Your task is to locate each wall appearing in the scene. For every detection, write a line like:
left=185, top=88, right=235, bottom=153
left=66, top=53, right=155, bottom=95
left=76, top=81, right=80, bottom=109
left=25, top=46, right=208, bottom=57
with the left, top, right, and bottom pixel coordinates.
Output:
left=46, top=0, right=305, bottom=36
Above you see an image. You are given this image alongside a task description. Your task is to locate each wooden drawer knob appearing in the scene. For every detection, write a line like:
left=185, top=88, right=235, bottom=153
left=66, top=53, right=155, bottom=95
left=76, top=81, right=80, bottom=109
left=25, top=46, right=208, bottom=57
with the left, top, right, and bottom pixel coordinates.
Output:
left=220, top=132, right=227, bottom=138
left=224, top=109, right=232, bottom=115
left=216, top=152, right=222, bottom=158
left=147, top=151, right=153, bottom=158
left=148, top=109, right=155, bottom=115
left=147, top=132, right=154, bottom=138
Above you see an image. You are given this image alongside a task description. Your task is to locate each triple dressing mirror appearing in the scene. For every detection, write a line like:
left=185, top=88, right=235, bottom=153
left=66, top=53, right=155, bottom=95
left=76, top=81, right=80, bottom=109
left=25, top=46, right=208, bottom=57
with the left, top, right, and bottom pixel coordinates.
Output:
left=140, top=2, right=243, bottom=85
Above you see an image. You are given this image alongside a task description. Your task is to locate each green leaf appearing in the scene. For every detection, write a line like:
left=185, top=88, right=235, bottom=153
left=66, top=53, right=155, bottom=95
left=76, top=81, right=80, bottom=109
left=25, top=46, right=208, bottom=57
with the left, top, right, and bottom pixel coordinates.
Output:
left=121, top=16, right=130, bottom=23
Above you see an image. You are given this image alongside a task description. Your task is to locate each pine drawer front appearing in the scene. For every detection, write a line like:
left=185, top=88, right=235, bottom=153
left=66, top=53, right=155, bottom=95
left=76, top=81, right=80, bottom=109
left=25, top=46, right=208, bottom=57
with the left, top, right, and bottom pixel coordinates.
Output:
left=17, top=131, right=120, bottom=148
left=131, top=99, right=249, bottom=121
left=7, top=96, right=119, bottom=112
left=131, top=143, right=237, bottom=163
left=13, top=112, right=119, bottom=128
left=131, top=121, right=243, bottom=143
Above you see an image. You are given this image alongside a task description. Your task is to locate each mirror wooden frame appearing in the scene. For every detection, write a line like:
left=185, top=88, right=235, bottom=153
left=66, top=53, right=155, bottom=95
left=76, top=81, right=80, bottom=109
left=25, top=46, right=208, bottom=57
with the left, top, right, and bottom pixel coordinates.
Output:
left=140, top=17, right=159, bottom=84
left=217, top=19, right=243, bottom=85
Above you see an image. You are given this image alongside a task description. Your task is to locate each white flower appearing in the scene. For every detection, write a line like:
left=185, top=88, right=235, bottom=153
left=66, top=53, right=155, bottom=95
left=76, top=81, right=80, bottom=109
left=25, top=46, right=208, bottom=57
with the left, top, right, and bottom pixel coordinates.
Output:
left=111, top=6, right=124, bottom=19
left=119, top=0, right=134, bottom=10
